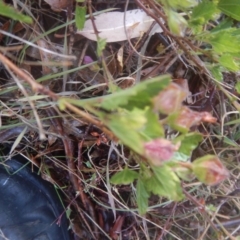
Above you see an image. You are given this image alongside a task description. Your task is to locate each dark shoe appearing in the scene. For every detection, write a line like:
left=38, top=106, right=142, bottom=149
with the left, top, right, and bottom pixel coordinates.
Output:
left=0, top=157, right=70, bottom=240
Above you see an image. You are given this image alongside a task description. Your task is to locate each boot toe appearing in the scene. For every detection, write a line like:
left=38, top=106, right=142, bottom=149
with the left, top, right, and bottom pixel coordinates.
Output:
left=0, top=158, right=70, bottom=240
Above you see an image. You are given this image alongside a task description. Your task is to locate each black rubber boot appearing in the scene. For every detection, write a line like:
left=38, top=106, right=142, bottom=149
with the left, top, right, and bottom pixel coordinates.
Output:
left=0, top=157, right=70, bottom=240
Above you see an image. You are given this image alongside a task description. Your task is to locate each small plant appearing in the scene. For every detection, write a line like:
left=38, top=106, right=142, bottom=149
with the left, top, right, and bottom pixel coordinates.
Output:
left=58, top=0, right=240, bottom=215
left=59, top=75, right=229, bottom=214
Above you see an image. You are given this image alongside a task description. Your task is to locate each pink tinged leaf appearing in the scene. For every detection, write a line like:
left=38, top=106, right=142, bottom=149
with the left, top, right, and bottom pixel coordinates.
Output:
left=153, top=83, right=188, bottom=114
left=83, top=56, right=100, bottom=72
left=144, top=138, right=179, bottom=166
left=200, top=111, right=217, bottom=123
left=174, top=106, right=217, bottom=129
left=192, top=155, right=229, bottom=185
left=83, top=56, right=94, bottom=64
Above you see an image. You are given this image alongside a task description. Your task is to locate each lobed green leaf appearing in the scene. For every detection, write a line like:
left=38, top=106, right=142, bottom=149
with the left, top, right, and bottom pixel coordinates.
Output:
left=191, top=0, right=217, bottom=24
left=203, top=30, right=240, bottom=54
left=218, top=0, right=240, bottom=21
left=104, top=108, right=164, bottom=154
left=59, top=75, right=170, bottom=111
left=110, top=168, right=139, bottom=185
left=218, top=54, right=239, bottom=71
left=136, top=179, right=149, bottom=215
left=177, top=133, right=203, bottom=156
left=145, top=165, right=184, bottom=201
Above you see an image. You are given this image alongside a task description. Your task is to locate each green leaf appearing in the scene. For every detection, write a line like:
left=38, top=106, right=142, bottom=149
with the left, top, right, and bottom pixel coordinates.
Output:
left=110, top=168, right=139, bottom=185
left=144, top=173, right=167, bottom=196
left=0, top=1, right=32, bottom=23
left=210, top=18, right=233, bottom=33
left=190, top=1, right=219, bottom=34
left=136, top=179, right=149, bottom=215
left=140, top=108, right=164, bottom=139
left=231, top=28, right=240, bottom=37
left=218, top=0, right=240, bottom=21
left=207, top=64, right=223, bottom=81
left=191, top=0, right=217, bottom=24
left=105, top=109, right=146, bottom=154
left=97, top=37, right=106, bottom=57
left=218, top=54, right=239, bottom=71
left=168, top=161, right=194, bottom=181
left=102, top=107, right=165, bottom=154
left=175, top=167, right=194, bottom=181
left=116, top=80, right=169, bottom=110
left=203, top=30, right=240, bottom=54
left=166, top=9, right=187, bottom=36
left=235, top=82, right=240, bottom=95
left=177, top=133, right=203, bottom=156
left=59, top=75, right=171, bottom=111
left=145, top=165, right=184, bottom=201
left=102, top=75, right=170, bottom=110
left=159, top=0, right=197, bottom=9
left=139, top=163, right=153, bottom=179
left=153, top=165, right=184, bottom=200
left=59, top=91, right=165, bottom=156
left=172, top=152, right=189, bottom=162
left=105, top=107, right=164, bottom=154
left=75, top=6, right=86, bottom=30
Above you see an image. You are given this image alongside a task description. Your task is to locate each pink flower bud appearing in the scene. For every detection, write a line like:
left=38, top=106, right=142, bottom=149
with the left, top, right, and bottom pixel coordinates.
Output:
left=192, top=155, right=229, bottom=185
left=153, top=83, right=188, bottom=114
left=144, top=138, right=179, bottom=166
